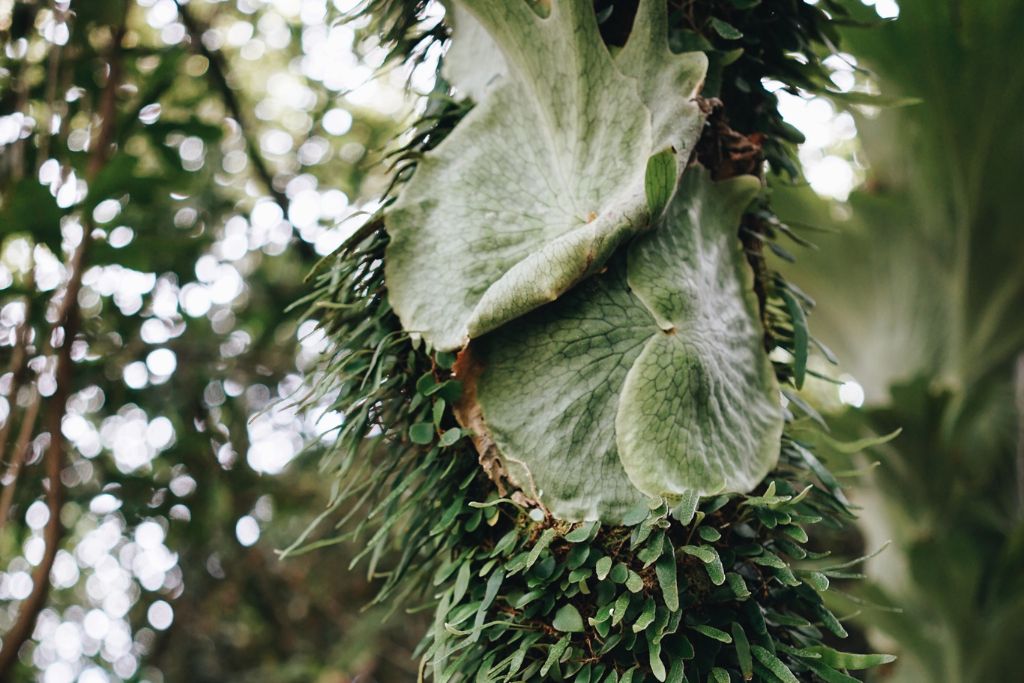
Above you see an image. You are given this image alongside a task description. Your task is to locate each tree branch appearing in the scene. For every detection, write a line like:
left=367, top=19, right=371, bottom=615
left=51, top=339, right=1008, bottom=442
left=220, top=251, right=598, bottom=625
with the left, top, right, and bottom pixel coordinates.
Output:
left=0, top=16, right=126, bottom=676
left=0, top=284, right=38, bottom=534
left=175, top=1, right=316, bottom=260
left=0, top=388, right=41, bottom=531
left=36, top=4, right=68, bottom=166
left=0, top=306, right=32, bottom=469
left=175, top=1, right=288, bottom=211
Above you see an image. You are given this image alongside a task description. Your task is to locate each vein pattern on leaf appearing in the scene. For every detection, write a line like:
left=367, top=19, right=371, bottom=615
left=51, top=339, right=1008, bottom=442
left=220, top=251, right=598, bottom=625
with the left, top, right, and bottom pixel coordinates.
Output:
left=385, top=0, right=707, bottom=351
left=471, top=168, right=783, bottom=522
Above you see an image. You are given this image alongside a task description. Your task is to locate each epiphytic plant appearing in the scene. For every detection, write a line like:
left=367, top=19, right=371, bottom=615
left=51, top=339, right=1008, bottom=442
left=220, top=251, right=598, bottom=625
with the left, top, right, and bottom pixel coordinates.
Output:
left=298, top=1, right=895, bottom=680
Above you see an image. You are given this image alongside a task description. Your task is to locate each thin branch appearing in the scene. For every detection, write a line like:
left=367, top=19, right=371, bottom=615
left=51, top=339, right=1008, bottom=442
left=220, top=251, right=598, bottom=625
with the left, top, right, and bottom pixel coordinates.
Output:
left=0, top=307, right=32, bottom=468
left=0, top=358, right=67, bottom=677
left=0, top=267, right=35, bottom=524
left=175, top=1, right=316, bottom=260
left=0, top=15, right=126, bottom=676
left=36, top=3, right=68, bottom=166
left=0, top=388, right=41, bottom=530
left=175, top=0, right=288, bottom=210
left=0, top=326, right=71, bottom=676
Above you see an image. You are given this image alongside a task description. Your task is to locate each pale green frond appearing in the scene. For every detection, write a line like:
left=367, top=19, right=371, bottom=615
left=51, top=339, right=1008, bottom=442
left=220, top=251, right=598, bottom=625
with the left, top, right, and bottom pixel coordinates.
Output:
left=385, top=0, right=706, bottom=351
left=471, top=168, right=782, bottom=521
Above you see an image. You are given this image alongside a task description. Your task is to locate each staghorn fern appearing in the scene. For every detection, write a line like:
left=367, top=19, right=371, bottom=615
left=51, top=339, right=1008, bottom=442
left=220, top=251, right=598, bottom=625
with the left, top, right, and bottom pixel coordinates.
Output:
left=297, top=1, right=894, bottom=680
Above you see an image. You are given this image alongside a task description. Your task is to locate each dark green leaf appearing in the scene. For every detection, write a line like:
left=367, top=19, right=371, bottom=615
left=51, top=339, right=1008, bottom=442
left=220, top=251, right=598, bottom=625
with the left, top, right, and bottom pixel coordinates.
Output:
left=409, top=422, right=435, bottom=444
left=779, top=287, right=808, bottom=388
left=710, top=17, right=743, bottom=40
left=732, top=623, right=753, bottom=680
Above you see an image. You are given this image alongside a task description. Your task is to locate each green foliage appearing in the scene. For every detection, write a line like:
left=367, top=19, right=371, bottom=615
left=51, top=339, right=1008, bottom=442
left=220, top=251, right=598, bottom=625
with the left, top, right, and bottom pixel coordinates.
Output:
left=421, top=483, right=867, bottom=683
left=0, top=0, right=415, bottom=679
left=775, top=1, right=1024, bottom=680
left=300, top=144, right=882, bottom=683
left=298, top=236, right=874, bottom=676
left=658, top=0, right=877, bottom=179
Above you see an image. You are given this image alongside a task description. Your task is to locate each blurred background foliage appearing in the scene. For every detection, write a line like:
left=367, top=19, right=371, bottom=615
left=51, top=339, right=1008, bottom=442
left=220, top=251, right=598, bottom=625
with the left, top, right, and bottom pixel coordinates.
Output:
left=775, top=0, right=1024, bottom=681
left=0, top=0, right=1021, bottom=682
left=0, top=0, right=429, bottom=680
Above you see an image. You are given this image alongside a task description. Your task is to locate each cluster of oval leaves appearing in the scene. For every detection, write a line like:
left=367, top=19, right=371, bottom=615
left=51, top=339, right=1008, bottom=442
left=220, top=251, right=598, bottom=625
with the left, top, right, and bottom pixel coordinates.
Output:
left=411, top=334, right=895, bottom=682
left=296, top=0, right=897, bottom=681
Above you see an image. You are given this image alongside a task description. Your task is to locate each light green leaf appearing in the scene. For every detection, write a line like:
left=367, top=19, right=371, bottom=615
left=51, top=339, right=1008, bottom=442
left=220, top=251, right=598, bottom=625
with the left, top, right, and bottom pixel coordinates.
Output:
left=655, top=544, right=679, bottom=611
left=469, top=254, right=655, bottom=520
left=705, top=556, right=726, bottom=586
left=438, top=428, right=463, bottom=447
left=525, top=528, right=557, bottom=570
left=565, top=520, right=600, bottom=543
left=452, top=561, right=472, bottom=606
left=541, top=636, right=571, bottom=676
left=682, top=544, right=726, bottom=585
left=649, top=638, right=667, bottom=682
left=611, top=592, right=630, bottom=627
left=793, top=426, right=902, bottom=455
left=802, top=646, right=897, bottom=670
left=726, top=572, right=751, bottom=599
left=552, top=604, right=585, bottom=633
left=632, top=598, right=657, bottom=632
left=670, top=489, right=700, bottom=524
left=709, top=668, right=730, bottom=683
left=752, top=645, right=799, bottom=683
left=710, top=17, right=743, bottom=40
left=441, top=2, right=507, bottom=102
left=470, top=169, right=782, bottom=521
left=471, top=568, right=504, bottom=642
left=681, top=545, right=716, bottom=563
left=409, top=423, right=434, bottom=445
left=386, top=0, right=707, bottom=351
left=431, top=592, right=452, bottom=681
left=645, top=149, right=678, bottom=218
left=615, top=169, right=781, bottom=501
left=731, top=623, right=753, bottom=680
left=691, top=624, right=732, bottom=643
left=801, top=660, right=859, bottom=683
left=801, top=571, right=830, bottom=592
